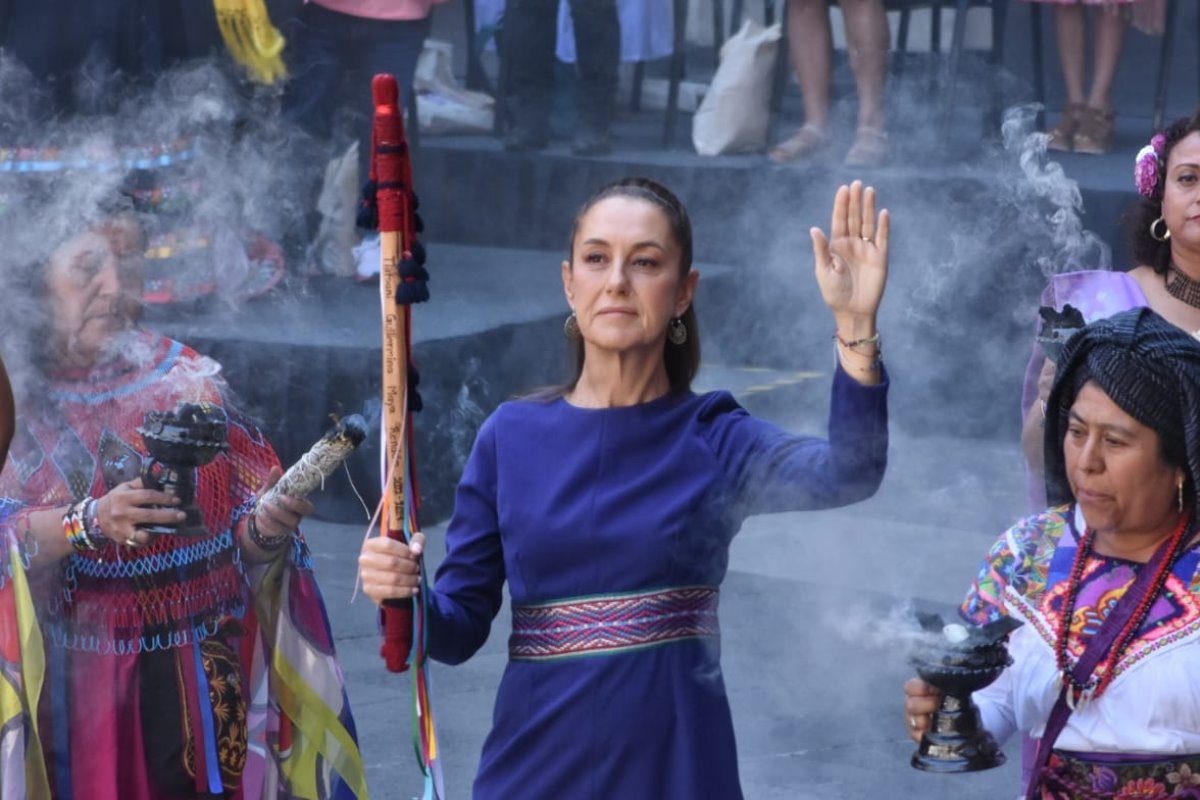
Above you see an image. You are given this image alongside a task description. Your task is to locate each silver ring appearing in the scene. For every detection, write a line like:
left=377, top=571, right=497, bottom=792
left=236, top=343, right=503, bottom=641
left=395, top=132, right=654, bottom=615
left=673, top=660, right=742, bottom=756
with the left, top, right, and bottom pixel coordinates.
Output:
left=862, top=236, right=873, bottom=242
left=909, top=716, right=919, bottom=730
left=125, top=536, right=139, bottom=547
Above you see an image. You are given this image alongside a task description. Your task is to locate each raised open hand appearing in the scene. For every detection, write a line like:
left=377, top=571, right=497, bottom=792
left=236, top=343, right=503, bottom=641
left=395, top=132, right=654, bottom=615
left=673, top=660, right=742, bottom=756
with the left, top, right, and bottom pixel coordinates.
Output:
left=810, top=181, right=889, bottom=324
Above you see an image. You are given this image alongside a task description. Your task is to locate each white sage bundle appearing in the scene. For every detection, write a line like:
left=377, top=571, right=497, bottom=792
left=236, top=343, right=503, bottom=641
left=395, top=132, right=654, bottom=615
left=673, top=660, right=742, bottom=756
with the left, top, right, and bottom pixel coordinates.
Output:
left=258, top=414, right=367, bottom=511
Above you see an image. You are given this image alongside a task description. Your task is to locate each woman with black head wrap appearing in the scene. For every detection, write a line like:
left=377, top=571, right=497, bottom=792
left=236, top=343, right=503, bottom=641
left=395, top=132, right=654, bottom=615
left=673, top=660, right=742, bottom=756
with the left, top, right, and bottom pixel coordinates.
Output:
left=905, top=308, right=1200, bottom=799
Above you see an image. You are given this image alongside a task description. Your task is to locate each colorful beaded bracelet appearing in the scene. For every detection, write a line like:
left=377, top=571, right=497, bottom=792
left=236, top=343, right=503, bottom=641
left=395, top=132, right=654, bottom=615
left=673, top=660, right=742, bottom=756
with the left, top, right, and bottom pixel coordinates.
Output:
left=62, top=498, right=106, bottom=552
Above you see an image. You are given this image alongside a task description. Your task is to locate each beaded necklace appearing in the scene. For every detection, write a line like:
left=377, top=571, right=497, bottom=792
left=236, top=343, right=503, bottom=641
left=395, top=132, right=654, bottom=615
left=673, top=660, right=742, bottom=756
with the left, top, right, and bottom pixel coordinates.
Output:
left=1055, top=513, right=1191, bottom=707
left=1166, top=264, right=1200, bottom=310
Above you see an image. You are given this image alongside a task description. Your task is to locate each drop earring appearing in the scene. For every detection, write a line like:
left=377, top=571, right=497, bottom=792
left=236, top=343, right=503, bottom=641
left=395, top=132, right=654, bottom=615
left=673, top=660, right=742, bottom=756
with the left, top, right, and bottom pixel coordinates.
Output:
left=668, top=317, right=687, bottom=345
left=564, top=312, right=581, bottom=340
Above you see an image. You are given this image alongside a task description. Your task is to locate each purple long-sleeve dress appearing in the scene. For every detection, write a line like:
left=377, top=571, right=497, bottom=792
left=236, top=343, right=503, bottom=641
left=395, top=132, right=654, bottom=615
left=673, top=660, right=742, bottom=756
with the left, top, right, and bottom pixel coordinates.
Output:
left=427, top=366, right=889, bottom=799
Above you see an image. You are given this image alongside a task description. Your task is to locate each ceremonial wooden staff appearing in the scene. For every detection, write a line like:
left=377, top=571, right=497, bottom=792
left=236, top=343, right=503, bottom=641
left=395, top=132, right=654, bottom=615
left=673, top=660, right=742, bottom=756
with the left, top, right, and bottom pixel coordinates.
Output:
left=363, top=73, right=442, bottom=798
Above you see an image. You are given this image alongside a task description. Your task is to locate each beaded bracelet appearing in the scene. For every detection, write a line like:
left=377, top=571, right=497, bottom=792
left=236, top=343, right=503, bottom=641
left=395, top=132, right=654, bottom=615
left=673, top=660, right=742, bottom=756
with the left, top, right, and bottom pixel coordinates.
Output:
left=62, top=498, right=106, bottom=552
left=833, top=330, right=882, bottom=353
left=832, top=334, right=883, bottom=372
left=247, top=513, right=292, bottom=551
left=84, top=498, right=105, bottom=542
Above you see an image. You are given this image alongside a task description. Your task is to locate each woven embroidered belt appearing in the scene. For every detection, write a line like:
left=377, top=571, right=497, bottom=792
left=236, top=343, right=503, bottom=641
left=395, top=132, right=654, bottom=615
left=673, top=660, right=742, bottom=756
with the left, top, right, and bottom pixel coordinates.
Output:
left=508, top=586, right=720, bottom=661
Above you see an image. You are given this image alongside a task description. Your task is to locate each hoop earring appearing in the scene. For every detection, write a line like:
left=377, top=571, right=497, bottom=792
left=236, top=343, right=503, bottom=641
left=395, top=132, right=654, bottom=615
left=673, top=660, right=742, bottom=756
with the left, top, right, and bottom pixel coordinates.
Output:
left=1150, top=216, right=1172, bottom=242
left=564, top=312, right=581, bottom=340
left=668, top=317, right=688, bottom=345
left=1179, top=477, right=1186, bottom=514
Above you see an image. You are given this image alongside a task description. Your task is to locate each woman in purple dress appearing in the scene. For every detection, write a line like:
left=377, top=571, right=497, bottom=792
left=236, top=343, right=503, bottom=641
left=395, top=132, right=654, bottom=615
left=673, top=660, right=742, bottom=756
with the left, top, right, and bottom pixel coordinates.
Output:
left=359, top=177, right=891, bottom=798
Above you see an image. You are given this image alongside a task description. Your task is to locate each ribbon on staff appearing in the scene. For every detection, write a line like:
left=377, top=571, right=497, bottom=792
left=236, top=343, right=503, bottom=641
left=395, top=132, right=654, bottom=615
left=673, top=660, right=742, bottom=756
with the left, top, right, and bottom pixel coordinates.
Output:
left=361, top=73, right=442, bottom=799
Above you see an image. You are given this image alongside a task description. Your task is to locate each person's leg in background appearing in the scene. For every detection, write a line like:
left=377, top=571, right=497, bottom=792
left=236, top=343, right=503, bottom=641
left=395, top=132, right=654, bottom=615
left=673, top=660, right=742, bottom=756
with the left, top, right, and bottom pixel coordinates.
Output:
left=1073, top=4, right=1125, bottom=154
left=358, top=14, right=435, bottom=167
left=280, top=4, right=357, bottom=274
left=566, top=0, right=620, bottom=155
left=841, top=0, right=890, bottom=166
left=282, top=3, right=352, bottom=142
left=770, top=0, right=833, bottom=163
left=501, top=0, right=559, bottom=151
left=359, top=14, right=433, bottom=111
left=1046, top=1, right=1087, bottom=151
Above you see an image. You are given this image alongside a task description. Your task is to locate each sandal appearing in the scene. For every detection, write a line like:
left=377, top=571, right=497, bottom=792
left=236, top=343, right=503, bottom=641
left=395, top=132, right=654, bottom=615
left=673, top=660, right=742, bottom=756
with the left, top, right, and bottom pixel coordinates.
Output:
left=1073, top=106, right=1115, bottom=155
left=1046, top=103, right=1085, bottom=153
left=768, top=124, right=830, bottom=163
left=844, top=127, right=890, bottom=168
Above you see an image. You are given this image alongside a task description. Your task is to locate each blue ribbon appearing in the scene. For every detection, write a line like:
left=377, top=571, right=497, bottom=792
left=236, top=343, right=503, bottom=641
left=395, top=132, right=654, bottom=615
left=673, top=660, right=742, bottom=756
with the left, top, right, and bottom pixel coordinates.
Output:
left=49, top=646, right=75, bottom=800
left=192, top=642, right=226, bottom=793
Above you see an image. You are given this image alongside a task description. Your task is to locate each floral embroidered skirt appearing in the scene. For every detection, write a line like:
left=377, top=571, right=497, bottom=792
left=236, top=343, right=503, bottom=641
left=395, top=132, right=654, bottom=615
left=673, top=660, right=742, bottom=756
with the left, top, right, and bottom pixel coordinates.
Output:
left=1040, top=750, right=1200, bottom=799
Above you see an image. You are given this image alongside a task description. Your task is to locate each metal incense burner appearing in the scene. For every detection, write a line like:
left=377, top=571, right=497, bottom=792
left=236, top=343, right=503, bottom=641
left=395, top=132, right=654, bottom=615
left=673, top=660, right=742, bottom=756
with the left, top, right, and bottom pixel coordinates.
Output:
left=910, top=614, right=1022, bottom=773
left=138, top=402, right=229, bottom=536
left=1036, top=303, right=1086, bottom=363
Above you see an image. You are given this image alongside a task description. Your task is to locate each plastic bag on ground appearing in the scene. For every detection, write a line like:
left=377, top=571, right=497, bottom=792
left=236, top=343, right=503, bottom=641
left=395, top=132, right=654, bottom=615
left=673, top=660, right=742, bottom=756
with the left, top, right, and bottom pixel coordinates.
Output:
left=691, top=19, right=781, bottom=156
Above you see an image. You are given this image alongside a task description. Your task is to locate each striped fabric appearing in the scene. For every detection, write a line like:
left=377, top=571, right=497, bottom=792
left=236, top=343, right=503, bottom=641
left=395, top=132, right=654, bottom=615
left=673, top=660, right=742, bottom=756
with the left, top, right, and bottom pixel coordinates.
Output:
left=509, top=586, right=720, bottom=661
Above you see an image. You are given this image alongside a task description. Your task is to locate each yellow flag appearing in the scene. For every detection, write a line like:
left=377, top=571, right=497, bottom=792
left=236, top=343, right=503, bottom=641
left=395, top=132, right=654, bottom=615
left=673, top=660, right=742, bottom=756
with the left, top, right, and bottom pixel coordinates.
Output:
left=213, top=0, right=288, bottom=85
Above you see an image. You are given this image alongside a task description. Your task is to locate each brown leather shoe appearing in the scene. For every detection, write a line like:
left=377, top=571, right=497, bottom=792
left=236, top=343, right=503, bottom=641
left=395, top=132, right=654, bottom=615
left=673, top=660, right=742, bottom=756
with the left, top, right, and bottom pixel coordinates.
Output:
left=1073, top=106, right=1116, bottom=155
left=1046, top=103, right=1085, bottom=152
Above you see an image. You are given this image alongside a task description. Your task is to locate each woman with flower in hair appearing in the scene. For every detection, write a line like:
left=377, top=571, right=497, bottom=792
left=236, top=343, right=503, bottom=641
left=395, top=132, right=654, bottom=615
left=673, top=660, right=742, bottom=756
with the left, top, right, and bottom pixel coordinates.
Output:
left=1021, top=108, right=1200, bottom=508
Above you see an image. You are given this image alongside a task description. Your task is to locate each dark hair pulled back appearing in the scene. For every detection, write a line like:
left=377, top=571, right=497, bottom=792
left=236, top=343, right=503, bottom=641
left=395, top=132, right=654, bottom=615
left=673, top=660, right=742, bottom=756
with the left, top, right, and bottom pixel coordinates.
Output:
left=1130, top=108, right=1200, bottom=273
left=562, top=177, right=700, bottom=395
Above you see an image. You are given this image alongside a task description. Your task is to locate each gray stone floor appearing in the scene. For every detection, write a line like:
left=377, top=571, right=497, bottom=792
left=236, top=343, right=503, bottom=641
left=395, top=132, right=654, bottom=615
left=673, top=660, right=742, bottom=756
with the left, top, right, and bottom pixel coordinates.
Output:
left=304, top=403, right=1031, bottom=799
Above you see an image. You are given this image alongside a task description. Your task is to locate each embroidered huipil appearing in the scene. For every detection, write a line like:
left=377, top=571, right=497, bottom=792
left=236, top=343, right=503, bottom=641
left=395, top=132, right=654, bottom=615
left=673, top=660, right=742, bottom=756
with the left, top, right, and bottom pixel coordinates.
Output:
left=426, top=367, right=889, bottom=799
left=962, top=505, right=1200, bottom=756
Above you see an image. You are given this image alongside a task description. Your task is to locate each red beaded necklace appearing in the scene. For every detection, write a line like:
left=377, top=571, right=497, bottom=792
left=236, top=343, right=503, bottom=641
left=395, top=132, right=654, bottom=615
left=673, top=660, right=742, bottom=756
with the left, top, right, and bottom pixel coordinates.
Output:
left=1055, top=513, right=1191, bottom=706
